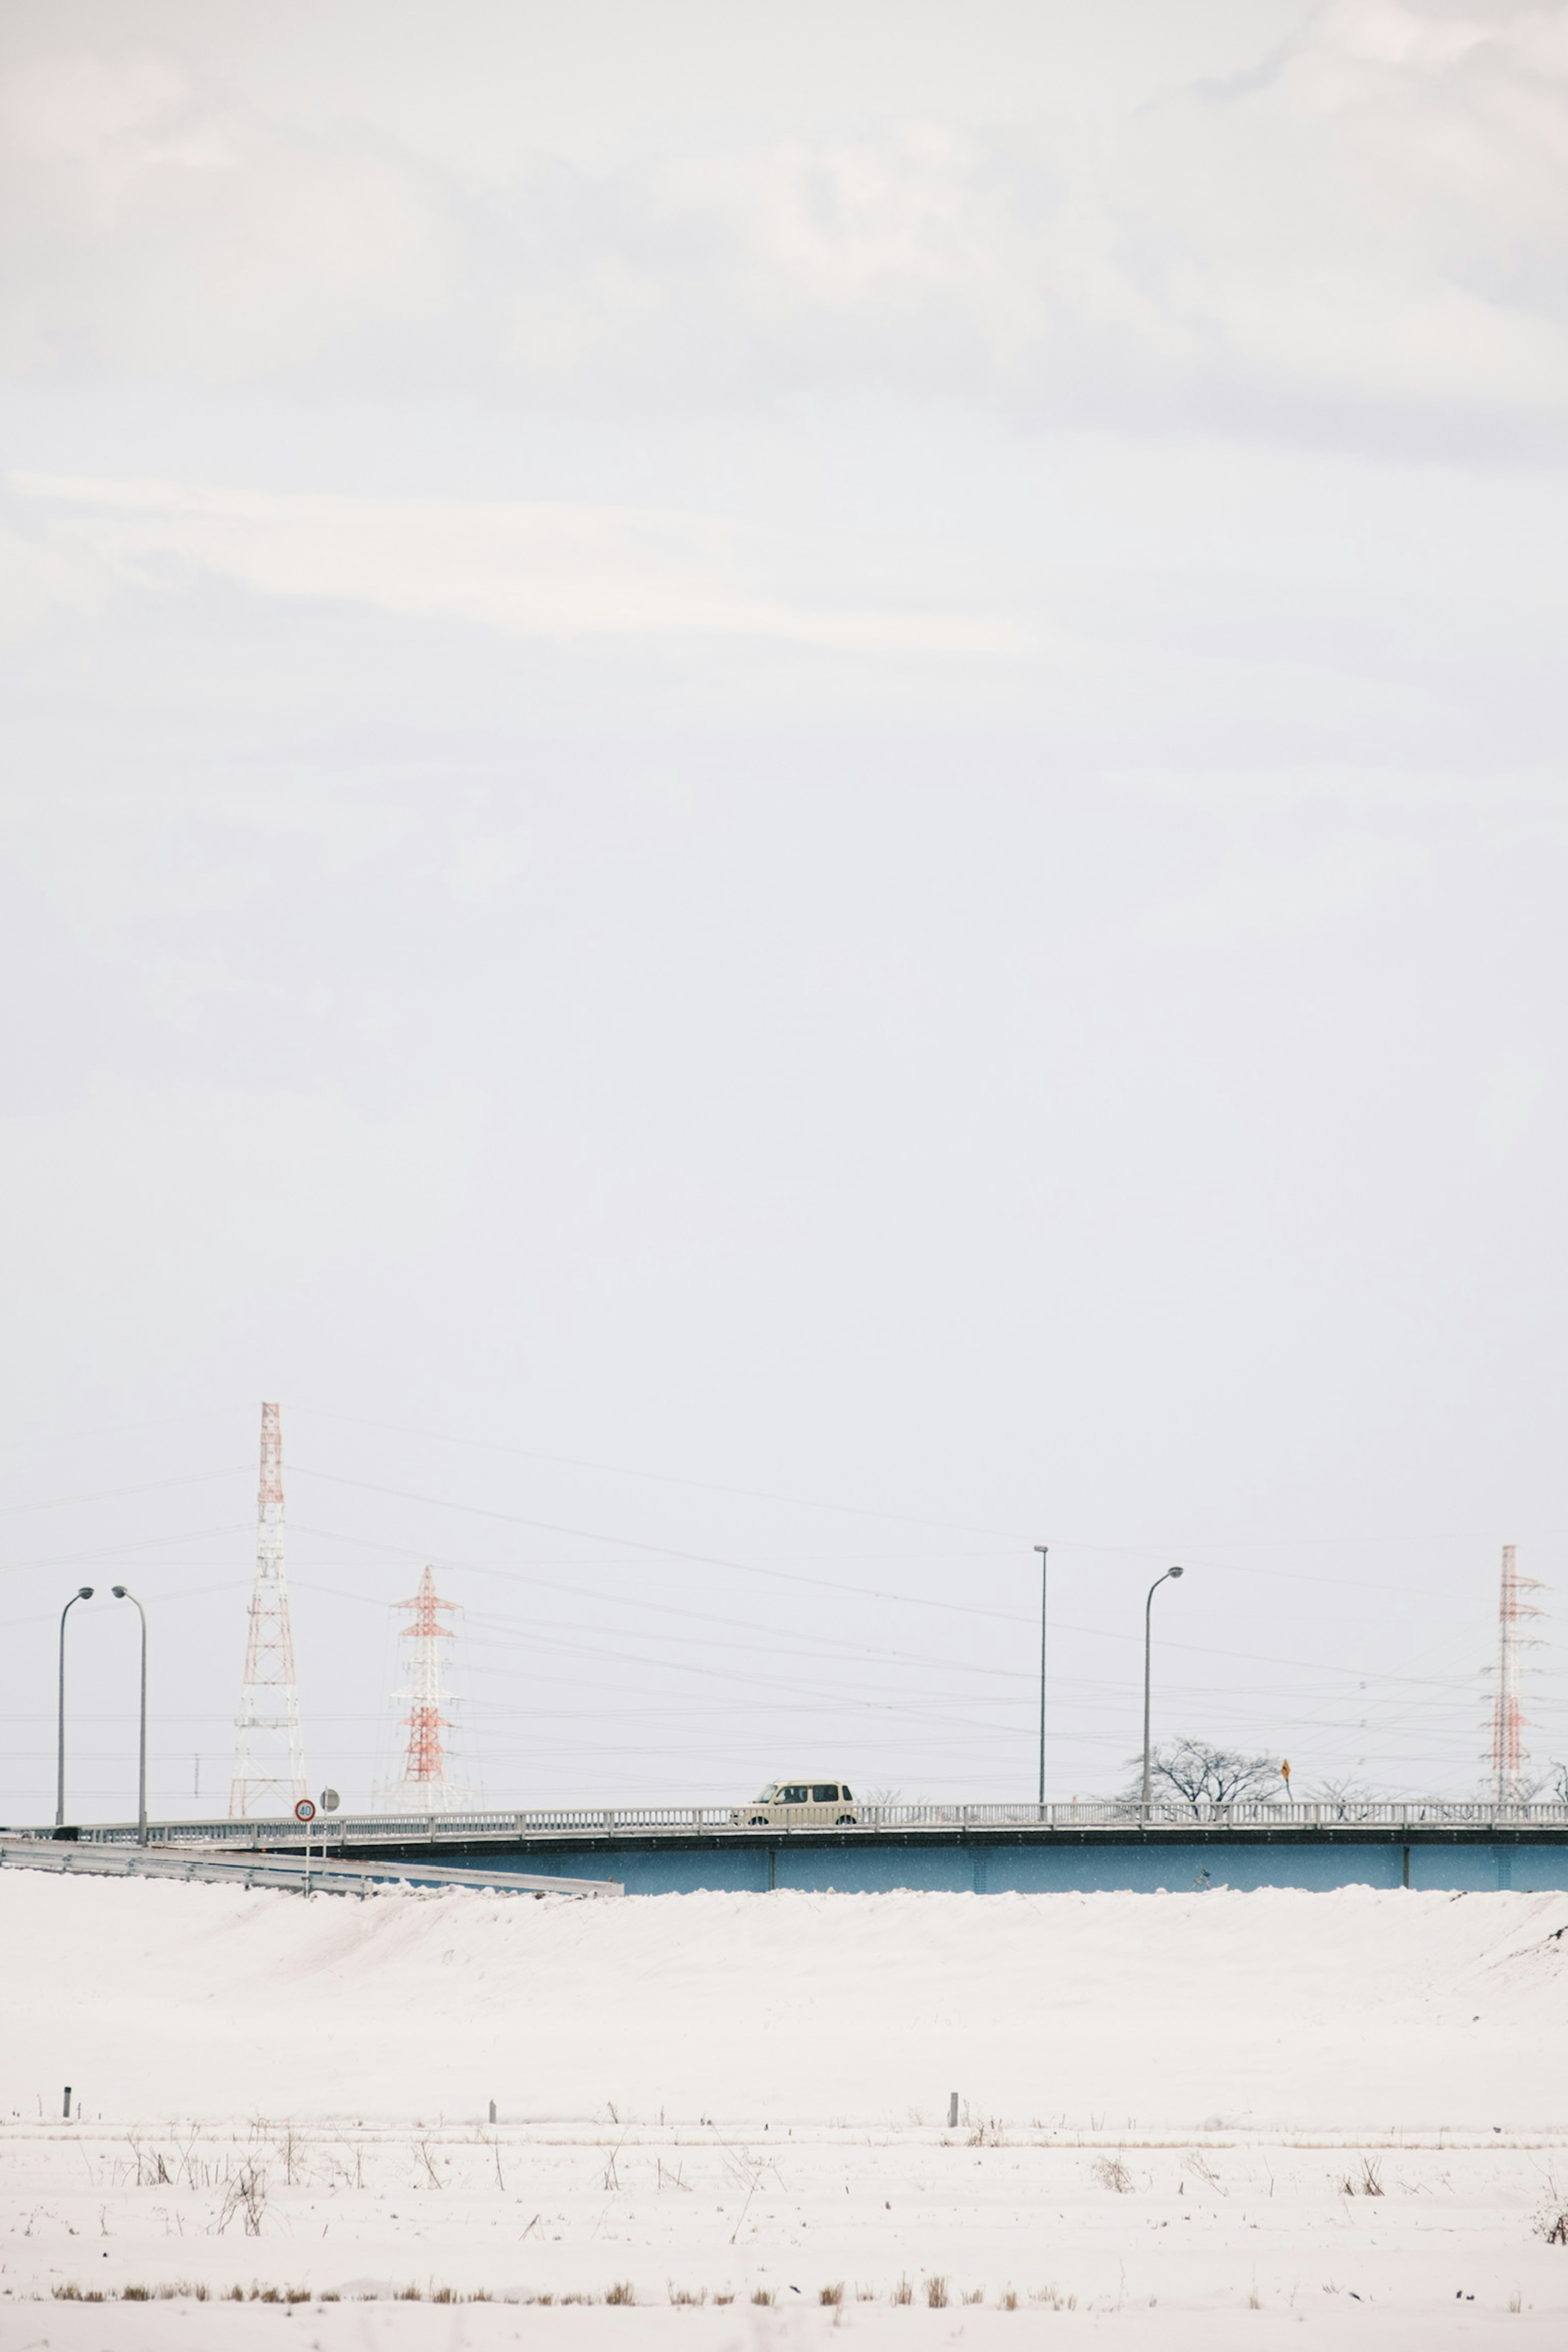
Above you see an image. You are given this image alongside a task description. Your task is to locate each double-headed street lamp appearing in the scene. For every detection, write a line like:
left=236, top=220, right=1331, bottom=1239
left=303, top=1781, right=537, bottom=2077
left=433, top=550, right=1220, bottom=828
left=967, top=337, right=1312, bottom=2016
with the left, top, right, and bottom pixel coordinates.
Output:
left=111, top=1585, right=149, bottom=1845
left=56, top=1586, right=95, bottom=1828
left=1141, top=1566, right=1184, bottom=1820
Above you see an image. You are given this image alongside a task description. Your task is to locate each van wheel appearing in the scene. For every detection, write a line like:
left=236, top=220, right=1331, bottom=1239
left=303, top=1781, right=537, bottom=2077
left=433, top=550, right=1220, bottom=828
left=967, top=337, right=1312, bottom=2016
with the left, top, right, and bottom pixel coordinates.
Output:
left=748, top=1815, right=768, bottom=1826
left=836, top=1813, right=855, bottom=1825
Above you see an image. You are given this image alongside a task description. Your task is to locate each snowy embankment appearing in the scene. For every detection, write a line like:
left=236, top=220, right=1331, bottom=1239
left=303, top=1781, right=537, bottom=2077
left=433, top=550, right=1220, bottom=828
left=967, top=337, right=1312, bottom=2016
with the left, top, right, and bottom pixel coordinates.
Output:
left=1, top=1879, right=1566, bottom=2344
left=5, top=1875, right=1566, bottom=2129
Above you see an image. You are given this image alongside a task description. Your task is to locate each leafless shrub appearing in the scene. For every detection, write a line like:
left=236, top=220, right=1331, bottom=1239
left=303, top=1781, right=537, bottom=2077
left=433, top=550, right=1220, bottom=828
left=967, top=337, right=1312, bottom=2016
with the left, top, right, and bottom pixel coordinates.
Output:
left=1184, top=2152, right=1226, bottom=2195
left=1536, top=2207, right=1568, bottom=2245
left=925, top=2276, right=949, bottom=2308
left=1093, top=2157, right=1134, bottom=2194
left=1336, top=2158, right=1385, bottom=2198
left=215, top=2165, right=267, bottom=2236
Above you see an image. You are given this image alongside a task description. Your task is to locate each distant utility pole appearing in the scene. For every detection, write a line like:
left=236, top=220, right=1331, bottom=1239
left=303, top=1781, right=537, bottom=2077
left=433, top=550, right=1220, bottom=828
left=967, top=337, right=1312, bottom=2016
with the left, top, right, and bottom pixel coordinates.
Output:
left=378, top=1566, right=474, bottom=1814
left=229, top=1403, right=307, bottom=1818
left=1034, top=1545, right=1048, bottom=1808
left=1490, top=1543, right=1542, bottom=1810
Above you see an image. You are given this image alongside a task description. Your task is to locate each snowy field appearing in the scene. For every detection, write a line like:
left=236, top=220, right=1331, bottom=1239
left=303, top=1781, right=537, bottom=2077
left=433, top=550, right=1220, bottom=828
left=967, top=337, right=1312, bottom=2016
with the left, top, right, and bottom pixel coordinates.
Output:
left=2, top=1877, right=1567, bottom=2348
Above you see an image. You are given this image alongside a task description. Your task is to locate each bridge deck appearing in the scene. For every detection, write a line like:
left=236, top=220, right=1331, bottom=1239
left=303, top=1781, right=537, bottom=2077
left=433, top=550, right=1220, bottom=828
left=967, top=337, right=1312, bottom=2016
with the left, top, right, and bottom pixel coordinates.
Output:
left=20, top=1806, right=1568, bottom=1895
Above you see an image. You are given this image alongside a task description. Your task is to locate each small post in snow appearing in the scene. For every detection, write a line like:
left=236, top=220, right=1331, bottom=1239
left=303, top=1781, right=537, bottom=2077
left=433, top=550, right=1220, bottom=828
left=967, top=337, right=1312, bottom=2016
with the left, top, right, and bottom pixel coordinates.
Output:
left=489, top=2100, right=497, bottom=2124
left=947, top=2092, right=959, bottom=2129
left=62, top=2086, right=72, bottom=2120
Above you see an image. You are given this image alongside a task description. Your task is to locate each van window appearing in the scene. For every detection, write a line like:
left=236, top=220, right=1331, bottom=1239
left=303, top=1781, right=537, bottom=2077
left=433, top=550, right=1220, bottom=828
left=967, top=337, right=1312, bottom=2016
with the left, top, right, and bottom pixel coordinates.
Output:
left=781, top=1784, right=809, bottom=1804
left=839, top=1785, right=853, bottom=1800
left=812, top=1784, right=839, bottom=1802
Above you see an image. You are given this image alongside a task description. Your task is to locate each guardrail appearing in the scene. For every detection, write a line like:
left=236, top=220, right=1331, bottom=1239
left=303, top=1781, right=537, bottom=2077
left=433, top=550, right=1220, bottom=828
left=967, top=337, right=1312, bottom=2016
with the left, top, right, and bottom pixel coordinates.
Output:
left=0, top=1835, right=621, bottom=1898
left=16, top=1798, right=1568, bottom=1846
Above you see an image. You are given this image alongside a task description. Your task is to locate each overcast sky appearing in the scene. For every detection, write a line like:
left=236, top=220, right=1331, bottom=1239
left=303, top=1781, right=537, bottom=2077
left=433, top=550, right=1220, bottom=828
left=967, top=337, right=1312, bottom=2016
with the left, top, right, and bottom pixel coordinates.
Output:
left=3, top=0, right=1568, bottom=1823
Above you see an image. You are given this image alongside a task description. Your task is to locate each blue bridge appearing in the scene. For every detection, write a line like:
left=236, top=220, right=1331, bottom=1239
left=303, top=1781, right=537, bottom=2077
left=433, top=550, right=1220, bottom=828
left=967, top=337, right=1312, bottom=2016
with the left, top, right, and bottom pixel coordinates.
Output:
left=33, top=1801, right=1568, bottom=1895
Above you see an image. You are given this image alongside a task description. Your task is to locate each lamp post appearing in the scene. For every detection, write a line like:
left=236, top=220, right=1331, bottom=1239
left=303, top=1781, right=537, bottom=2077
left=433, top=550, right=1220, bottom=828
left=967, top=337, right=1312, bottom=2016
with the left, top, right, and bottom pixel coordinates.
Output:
left=1140, top=1566, right=1184, bottom=1821
left=56, top=1586, right=95, bottom=1828
left=111, top=1586, right=148, bottom=1845
left=1034, top=1545, right=1048, bottom=1810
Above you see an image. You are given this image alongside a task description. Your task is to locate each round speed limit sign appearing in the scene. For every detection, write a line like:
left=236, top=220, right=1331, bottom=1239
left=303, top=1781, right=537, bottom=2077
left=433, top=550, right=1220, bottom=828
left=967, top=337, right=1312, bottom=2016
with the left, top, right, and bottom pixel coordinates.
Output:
left=294, top=1798, right=317, bottom=1824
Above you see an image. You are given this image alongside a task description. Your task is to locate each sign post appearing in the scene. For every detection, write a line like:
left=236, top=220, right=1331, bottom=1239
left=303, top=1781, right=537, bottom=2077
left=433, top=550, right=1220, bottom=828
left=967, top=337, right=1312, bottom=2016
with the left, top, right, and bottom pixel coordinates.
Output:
left=294, top=1796, right=317, bottom=1895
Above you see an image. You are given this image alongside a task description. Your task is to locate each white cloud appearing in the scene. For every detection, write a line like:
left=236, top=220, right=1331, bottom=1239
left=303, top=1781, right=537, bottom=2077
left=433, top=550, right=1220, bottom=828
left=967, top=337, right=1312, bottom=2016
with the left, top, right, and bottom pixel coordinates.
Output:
left=2, top=5, right=1566, bottom=442
left=0, top=48, right=450, bottom=376
left=12, top=472, right=1018, bottom=654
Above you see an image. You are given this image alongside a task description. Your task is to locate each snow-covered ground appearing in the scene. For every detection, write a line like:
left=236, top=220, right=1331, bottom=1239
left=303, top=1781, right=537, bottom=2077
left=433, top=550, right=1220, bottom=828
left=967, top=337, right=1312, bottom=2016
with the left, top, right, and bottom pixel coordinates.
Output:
left=2, top=1877, right=1566, bottom=2347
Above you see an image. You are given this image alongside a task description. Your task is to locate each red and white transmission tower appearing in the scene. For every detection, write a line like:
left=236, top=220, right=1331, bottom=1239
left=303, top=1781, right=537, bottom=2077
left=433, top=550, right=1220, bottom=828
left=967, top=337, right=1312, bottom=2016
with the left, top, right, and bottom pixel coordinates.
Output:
left=229, top=1402, right=307, bottom=1817
left=1488, top=1543, right=1544, bottom=1809
left=379, top=1566, right=476, bottom=1813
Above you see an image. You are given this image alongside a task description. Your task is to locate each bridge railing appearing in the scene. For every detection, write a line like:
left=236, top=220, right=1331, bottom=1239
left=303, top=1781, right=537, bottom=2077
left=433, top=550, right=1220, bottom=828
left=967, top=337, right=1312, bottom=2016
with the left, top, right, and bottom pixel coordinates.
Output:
left=18, top=1797, right=1568, bottom=1845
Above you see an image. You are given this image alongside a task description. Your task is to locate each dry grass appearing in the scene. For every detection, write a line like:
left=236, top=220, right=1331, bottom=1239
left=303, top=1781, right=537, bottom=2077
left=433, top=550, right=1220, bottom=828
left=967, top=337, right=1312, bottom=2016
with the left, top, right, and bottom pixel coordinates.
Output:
left=1093, top=2156, right=1135, bottom=2194
left=751, top=2288, right=775, bottom=2306
left=820, top=2283, right=844, bottom=2305
left=604, top=2281, right=636, bottom=2303
left=890, top=2278, right=913, bottom=2305
left=925, top=2276, right=949, bottom=2309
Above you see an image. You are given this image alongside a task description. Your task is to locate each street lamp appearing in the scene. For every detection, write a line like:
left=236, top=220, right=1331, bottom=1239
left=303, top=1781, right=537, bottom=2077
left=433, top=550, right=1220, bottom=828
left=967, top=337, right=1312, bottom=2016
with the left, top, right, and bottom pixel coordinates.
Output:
left=56, top=1586, right=94, bottom=1829
left=1034, top=1545, right=1049, bottom=1810
left=111, top=1586, right=148, bottom=1845
left=1140, top=1566, right=1185, bottom=1821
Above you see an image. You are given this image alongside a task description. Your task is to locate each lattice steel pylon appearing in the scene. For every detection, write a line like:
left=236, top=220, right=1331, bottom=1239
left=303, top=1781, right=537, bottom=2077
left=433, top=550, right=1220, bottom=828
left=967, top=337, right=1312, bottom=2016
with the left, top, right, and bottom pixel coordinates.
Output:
left=228, top=1402, right=307, bottom=1817
left=1488, top=1542, right=1544, bottom=1808
left=378, top=1566, right=477, bottom=1813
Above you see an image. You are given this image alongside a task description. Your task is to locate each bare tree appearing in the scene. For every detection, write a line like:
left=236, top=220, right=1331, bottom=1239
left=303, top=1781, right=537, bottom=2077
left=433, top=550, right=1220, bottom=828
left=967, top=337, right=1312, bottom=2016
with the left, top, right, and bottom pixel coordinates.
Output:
left=1311, top=1774, right=1374, bottom=1819
left=1127, top=1738, right=1280, bottom=1814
